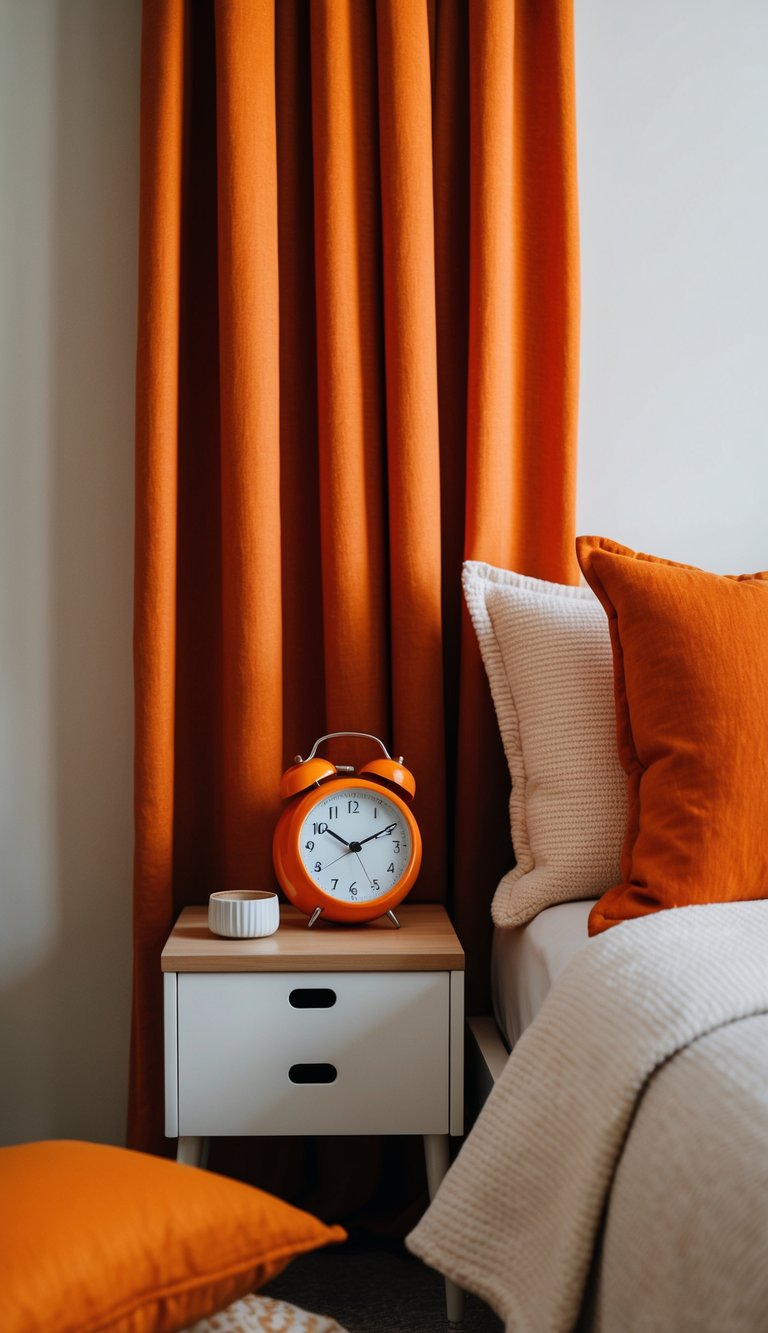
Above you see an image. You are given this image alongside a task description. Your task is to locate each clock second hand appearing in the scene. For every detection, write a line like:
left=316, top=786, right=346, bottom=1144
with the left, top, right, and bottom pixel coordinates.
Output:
left=321, top=848, right=353, bottom=871
left=354, top=850, right=373, bottom=887
left=318, top=846, right=372, bottom=883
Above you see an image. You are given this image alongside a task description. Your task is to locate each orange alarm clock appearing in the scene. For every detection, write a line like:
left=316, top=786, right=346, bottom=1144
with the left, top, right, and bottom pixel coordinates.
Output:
left=273, top=732, right=422, bottom=928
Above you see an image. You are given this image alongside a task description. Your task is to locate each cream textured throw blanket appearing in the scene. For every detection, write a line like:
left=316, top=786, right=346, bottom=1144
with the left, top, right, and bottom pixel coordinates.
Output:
left=407, top=901, right=768, bottom=1332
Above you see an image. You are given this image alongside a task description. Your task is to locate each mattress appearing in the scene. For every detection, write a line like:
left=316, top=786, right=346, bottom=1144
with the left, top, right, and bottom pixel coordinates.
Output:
left=492, top=899, right=595, bottom=1048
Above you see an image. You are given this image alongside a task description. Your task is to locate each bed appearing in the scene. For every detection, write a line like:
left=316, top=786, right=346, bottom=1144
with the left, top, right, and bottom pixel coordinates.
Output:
left=491, top=900, right=593, bottom=1048
left=412, top=898, right=768, bottom=1331
left=407, top=549, right=768, bottom=1331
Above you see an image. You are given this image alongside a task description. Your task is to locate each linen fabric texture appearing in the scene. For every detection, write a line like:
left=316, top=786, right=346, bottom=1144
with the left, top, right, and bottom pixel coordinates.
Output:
left=132, top=0, right=581, bottom=1156
left=0, top=1140, right=345, bottom=1333
left=462, top=561, right=626, bottom=927
left=577, top=536, right=768, bottom=934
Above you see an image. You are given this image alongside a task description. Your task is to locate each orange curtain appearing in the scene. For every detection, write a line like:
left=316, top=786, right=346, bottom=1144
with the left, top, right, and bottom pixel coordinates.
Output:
left=130, top=0, right=579, bottom=1155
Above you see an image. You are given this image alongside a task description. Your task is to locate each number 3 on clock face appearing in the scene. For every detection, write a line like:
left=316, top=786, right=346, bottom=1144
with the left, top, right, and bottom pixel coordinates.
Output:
left=299, top=787, right=410, bottom=903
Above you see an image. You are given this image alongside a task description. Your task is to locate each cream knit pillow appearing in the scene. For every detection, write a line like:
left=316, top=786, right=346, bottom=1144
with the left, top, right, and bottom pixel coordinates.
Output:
left=462, top=560, right=626, bottom=927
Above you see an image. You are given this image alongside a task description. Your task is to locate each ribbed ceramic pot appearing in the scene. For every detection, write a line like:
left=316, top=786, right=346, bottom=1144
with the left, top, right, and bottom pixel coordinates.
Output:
left=208, top=890, right=280, bottom=938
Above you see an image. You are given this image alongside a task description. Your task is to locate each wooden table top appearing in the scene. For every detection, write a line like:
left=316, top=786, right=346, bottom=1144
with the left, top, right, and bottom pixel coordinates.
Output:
left=161, top=902, right=464, bottom=973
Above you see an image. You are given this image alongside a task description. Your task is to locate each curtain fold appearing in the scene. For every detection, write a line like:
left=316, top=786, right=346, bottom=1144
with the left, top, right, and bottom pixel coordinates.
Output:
left=131, top=0, right=184, bottom=1146
left=376, top=0, right=447, bottom=895
left=309, top=1, right=389, bottom=738
left=130, top=0, right=579, bottom=1161
left=215, top=1, right=284, bottom=889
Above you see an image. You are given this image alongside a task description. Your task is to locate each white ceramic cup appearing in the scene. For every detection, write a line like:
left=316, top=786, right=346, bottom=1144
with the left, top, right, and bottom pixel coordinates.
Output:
left=208, top=890, right=280, bottom=939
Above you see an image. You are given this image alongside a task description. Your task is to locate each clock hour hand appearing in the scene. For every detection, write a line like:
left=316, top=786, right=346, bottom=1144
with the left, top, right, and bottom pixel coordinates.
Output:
left=324, top=828, right=351, bottom=847
left=357, top=822, right=397, bottom=847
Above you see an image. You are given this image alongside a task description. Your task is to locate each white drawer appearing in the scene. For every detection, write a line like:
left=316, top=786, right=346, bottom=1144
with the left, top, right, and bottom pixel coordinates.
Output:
left=175, top=970, right=450, bottom=1136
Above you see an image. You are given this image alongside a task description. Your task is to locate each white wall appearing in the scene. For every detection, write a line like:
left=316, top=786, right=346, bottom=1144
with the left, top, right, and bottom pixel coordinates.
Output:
left=575, top=0, right=768, bottom=571
left=1, top=2, right=766, bottom=1148
left=0, top=0, right=139, bottom=1145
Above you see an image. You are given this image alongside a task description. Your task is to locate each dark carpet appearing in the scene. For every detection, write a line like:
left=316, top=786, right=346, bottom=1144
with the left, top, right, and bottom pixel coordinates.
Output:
left=263, top=1237, right=503, bottom=1332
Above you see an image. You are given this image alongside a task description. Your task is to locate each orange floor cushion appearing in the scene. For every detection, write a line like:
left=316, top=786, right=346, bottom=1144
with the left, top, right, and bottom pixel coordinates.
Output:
left=0, top=1140, right=345, bottom=1333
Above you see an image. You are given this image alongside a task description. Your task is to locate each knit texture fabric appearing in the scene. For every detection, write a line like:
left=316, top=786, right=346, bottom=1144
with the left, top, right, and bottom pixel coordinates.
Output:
left=407, top=900, right=768, bottom=1331
left=462, top=561, right=626, bottom=927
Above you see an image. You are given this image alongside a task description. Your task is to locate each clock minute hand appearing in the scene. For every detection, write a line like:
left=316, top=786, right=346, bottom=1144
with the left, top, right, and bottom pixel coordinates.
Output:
left=357, top=822, right=397, bottom=847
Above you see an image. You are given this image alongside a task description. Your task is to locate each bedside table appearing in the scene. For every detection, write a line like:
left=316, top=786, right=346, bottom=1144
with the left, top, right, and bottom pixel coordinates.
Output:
left=162, top=902, right=465, bottom=1323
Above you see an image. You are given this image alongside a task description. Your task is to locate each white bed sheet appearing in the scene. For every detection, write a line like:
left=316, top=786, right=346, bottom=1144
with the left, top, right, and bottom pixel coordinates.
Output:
left=492, top=899, right=595, bottom=1047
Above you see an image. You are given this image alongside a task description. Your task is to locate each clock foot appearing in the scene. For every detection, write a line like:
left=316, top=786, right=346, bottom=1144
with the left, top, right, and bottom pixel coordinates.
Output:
left=307, top=907, right=323, bottom=929
left=386, top=910, right=401, bottom=929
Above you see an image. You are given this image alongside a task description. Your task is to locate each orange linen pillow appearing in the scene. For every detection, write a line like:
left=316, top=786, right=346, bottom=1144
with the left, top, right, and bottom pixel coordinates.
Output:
left=576, top=536, right=768, bottom=935
left=0, top=1140, right=346, bottom=1333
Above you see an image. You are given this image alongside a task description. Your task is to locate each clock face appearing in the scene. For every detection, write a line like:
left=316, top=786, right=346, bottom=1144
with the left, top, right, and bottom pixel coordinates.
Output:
left=297, top=786, right=412, bottom=905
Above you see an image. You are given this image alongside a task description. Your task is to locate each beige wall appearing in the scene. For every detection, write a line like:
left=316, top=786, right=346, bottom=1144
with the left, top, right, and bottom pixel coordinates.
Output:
left=575, top=0, right=768, bottom=570
left=0, top=0, right=139, bottom=1145
left=1, top=1, right=767, bottom=1148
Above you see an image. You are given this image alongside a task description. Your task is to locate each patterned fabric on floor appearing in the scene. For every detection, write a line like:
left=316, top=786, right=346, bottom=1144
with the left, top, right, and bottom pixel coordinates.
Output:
left=262, top=1240, right=502, bottom=1332
left=185, top=1293, right=348, bottom=1332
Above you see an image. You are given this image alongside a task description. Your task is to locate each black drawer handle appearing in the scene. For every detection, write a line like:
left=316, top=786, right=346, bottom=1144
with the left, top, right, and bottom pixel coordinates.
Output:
left=289, top=988, right=337, bottom=1009
left=288, top=1063, right=337, bottom=1084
